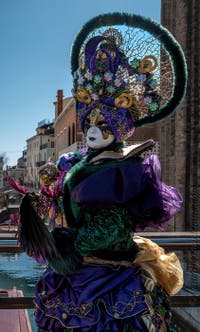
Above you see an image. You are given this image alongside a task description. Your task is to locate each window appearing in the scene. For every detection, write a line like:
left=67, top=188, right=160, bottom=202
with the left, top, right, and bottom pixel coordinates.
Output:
left=68, top=127, right=71, bottom=146
left=72, top=123, right=75, bottom=144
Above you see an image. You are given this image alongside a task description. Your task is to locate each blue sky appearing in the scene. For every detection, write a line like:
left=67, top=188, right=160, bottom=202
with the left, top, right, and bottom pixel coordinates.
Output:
left=0, top=0, right=161, bottom=166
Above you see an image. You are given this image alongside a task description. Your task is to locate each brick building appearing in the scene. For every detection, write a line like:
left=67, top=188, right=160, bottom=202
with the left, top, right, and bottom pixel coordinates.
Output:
left=160, top=0, right=200, bottom=231
left=54, top=90, right=84, bottom=160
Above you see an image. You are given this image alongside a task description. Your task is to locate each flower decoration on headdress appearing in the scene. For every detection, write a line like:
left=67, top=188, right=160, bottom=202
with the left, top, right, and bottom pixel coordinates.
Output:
left=71, top=13, right=187, bottom=141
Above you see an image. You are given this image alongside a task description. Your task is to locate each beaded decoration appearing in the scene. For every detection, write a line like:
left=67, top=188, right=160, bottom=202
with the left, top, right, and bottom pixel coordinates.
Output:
left=73, top=32, right=161, bottom=121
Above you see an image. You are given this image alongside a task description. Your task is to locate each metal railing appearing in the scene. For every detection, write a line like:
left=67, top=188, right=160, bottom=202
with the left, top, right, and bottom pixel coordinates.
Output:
left=0, top=232, right=200, bottom=309
left=0, top=295, right=199, bottom=309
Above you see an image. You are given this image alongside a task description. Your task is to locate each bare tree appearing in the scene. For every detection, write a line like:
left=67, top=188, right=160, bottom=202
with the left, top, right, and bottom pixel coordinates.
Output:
left=0, top=153, right=9, bottom=169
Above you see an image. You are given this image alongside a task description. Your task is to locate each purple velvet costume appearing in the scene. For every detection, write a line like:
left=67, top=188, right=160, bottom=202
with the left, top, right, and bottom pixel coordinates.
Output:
left=34, top=152, right=182, bottom=331
left=35, top=265, right=149, bottom=332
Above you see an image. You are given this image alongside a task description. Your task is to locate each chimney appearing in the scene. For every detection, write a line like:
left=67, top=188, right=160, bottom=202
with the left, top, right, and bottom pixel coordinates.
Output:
left=56, top=89, right=63, bottom=117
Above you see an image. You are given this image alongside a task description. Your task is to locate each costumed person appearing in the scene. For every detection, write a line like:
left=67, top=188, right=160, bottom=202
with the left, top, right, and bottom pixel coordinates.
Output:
left=9, top=13, right=187, bottom=332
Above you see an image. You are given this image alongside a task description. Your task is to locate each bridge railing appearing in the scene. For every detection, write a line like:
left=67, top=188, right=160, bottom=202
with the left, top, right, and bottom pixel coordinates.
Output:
left=0, top=232, right=200, bottom=309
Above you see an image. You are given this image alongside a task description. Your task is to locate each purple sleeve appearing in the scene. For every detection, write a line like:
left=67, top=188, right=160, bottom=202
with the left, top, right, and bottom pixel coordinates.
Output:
left=57, top=150, right=86, bottom=171
left=134, top=154, right=183, bottom=230
left=71, top=155, right=182, bottom=230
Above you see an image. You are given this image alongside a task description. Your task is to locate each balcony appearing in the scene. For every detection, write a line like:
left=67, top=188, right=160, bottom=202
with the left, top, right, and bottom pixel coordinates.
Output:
left=40, top=143, right=54, bottom=150
left=35, top=161, right=46, bottom=167
left=40, top=143, right=48, bottom=150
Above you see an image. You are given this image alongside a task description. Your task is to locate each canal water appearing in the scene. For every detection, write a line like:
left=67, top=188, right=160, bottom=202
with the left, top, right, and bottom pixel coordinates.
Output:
left=0, top=251, right=44, bottom=332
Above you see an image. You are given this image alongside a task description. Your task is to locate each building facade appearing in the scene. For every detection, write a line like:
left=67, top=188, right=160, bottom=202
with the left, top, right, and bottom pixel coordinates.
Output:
left=0, top=157, right=3, bottom=189
left=17, top=150, right=27, bottom=169
left=26, top=120, right=55, bottom=188
left=54, top=90, right=83, bottom=160
left=160, top=0, right=200, bottom=232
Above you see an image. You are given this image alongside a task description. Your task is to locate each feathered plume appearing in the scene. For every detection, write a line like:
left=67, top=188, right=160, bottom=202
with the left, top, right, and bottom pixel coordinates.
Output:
left=6, top=173, right=28, bottom=195
left=19, top=193, right=83, bottom=275
left=19, top=193, right=60, bottom=263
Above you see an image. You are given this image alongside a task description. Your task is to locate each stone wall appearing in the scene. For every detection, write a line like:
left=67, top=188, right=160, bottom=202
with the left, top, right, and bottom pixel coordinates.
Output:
left=161, top=0, right=200, bottom=232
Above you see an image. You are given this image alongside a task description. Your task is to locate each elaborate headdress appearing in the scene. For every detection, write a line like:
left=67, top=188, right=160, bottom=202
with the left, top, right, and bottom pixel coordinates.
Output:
left=71, top=13, right=187, bottom=142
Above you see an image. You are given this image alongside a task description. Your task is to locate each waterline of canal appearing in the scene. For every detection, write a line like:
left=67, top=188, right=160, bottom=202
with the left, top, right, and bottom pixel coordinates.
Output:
left=0, top=252, right=44, bottom=332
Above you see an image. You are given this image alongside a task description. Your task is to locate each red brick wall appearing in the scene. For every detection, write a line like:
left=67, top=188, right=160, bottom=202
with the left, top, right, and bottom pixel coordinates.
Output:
left=161, top=0, right=200, bottom=232
left=54, top=96, right=83, bottom=159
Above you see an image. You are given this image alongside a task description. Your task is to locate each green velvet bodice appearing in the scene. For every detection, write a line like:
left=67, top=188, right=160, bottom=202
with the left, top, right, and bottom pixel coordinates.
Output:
left=64, top=155, right=138, bottom=258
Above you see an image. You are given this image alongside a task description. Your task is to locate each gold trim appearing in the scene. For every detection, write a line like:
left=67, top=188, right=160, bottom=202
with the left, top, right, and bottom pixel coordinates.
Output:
left=76, top=88, right=91, bottom=104
left=114, top=93, right=133, bottom=108
left=83, top=256, right=133, bottom=267
left=138, top=55, right=158, bottom=73
left=133, top=235, right=184, bottom=295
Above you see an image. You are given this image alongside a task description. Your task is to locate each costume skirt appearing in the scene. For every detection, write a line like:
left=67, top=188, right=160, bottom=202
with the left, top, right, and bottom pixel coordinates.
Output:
left=34, top=263, right=171, bottom=332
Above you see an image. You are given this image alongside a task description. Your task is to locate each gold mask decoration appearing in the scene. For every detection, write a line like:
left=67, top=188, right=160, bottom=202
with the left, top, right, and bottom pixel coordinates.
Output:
left=114, top=93, right=133, bottom=108
left=138, top=55, right=158, bottom=73
left=76, top=88, right=91, bottom=104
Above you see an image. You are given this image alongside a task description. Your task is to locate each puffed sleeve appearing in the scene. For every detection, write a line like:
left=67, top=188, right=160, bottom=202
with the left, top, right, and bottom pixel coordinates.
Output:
left=57, top=150, right=85, bottom=171
left=133, top=154, right=183, bottom=230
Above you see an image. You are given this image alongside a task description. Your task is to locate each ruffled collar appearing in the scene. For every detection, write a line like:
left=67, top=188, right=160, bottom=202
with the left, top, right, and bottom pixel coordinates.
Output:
left=88, top=139, right=155, bottom=164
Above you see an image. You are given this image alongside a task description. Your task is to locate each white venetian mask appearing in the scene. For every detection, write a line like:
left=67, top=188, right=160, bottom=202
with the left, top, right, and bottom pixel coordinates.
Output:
left=84, top=109, right=115, bottom=149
